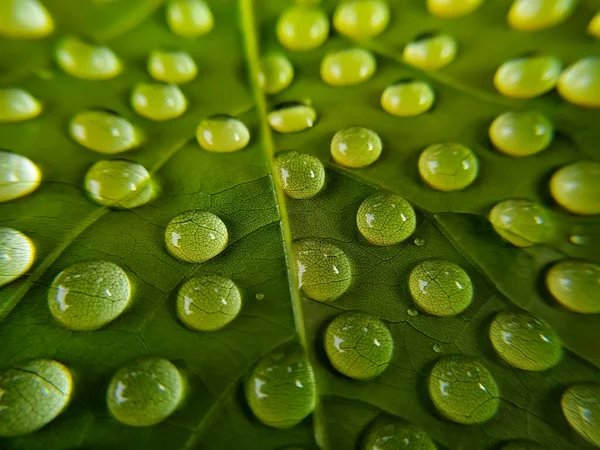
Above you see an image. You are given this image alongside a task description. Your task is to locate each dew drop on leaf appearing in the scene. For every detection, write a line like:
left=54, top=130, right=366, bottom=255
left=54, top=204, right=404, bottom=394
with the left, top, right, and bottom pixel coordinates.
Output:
left=106, top=357, right=184, bottom=427
left=403, top=33, right=457, bottom=70
left=166, top=0, right=214, bottom=38
left=362, top=416, right=437, bottom=450
left=196, top=116, right=250, bottom=152
left=258, top=54, right=294, bottom=94
left=268, top=103, right=317, bottom=133
left=55, top=37, right=122, bottom=80
left=274, top=151, right=325, bottom=199
left=130, top=83, right=187, bottom=121
left=550, top=161, right=600, bottom=215
left=333, top=0, right=390, bottom=40
left=276, top=6, right=329, bottom=52
left=569, top=235, right=589, bottom=246
left=0, top=151, right=41, bottom=202
left=320, top=48, right=377, bottom=86
left=0, top=88, right=42, bottom=122
left=489, top=111, right=553, bottom=157
left=407, top=308, right=419, bottom=317
left=433, top=343, right=443, bottom=353
left=147, top=50, right=197, bottom=84
left=493, top=55, right=562, bottom=99
left=557, top=57, right=600, bottom=108
left=426, top=0, right=484, bottom=18
left=413, top=237, right=425, bottom=246
left=330, top=126, right=382, bottom=168
left=508, top=0, right=575, bottom=31
left=561, top=384, right=600, bottom=447
left=418, top=142, right=478, bottom=192
left=0, top=227, right=35, bottom=287
left=546, top=260, right=600, bottom=314
left=0, top=0, right=54, bottom=39
left=589, top=12, right=600, bottom=38
left=356, top=192, right=416, bottom=246
left=489, top=199, right=554, bottom=247
left=380, top=80, right=435, bottom=117
left=69, top=110, right=141, bottom=155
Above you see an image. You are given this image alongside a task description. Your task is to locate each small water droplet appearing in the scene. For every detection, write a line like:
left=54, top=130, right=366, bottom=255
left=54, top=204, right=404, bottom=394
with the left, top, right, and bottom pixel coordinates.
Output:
left=259, top=54, right=294, bottom=95
left=427, top=0, right=484, bottom=18
left=255, top=293, right=265, bottom=300
left=547, top=260, right=600, bottom=314
left=589, top=12, right=600, bottom=39
left=432, top=343, right=443, bottom=353
left=561, top=384, right=600, bottom=447
left=70, top=111, right=141, bottom=155
left=148, top=49, right=197, bottom=84
left=569, top=235, right=589, bottom=246
left=0, top=88, right=42, bottom=122
left=276, top=5, right=329, bottom=51
left=0, top=227, right=35, bottom=287
left=268, top=103, right=316, bottom=133
left=55, top=36, right=121, bottom=80
left=274, top=151, right=325, bottom=199
left=489, top=111, right=553, bottom=157
left=331, top=126, right=382, bottom=168
left=321, top=48, right=376, bottom=86
left=333, top=0, right=390, bottom=40
left=407, top=308, right=419, bottom=317
left=363, top=416, right=437, bottom=450
left=418, top=143, right=478, bottom=191
left=508, top=0, right=575, bottom=31
left=196, top=116, right=250, bottom=153
left=489, top=199, right=554, bottom=247
left=357, top=192, right=416, bottom=246
left=494, top=55, right=562, bottom=99
left=557, top=57, right=600, bottom=108
left=166, top=0, right=214, bottom=37
left=131, top=83, right=187, bottom=121
left=0, top=151, right=41, bottom=202
left=403, top=33, right=457, bottom=70
left=0, top=0, right=54, bottom=39
left=550, top=161, right=600, bottom=215
left=413, top=237, right=425, bottom=246
left=381, top=80, right=435, bottom=117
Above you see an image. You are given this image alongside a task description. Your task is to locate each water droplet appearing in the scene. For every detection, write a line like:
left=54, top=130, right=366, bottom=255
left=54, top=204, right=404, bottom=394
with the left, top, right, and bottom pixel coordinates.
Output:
left=55, top=37, right=121, bottom=80
left=489, top=199, right=554, bottom=247
left=293, top=239, right=352, bottom=302
left=330, top=126, right=382, bottom=168
left=259, top=54, right=294, bottom=94
left=274, top=151, right=325, bottom=199
left=165, top=210, right=228, bottom=263
left=363, top=416, right=437, bottom=450
left=589, top=12, right=600, bottom=38
left=494, top=55, right=562, bottom=99
left=426, top=0, right=484, bottom=18
left=0, top=151, right=41, bottom=202
left=418, top=142, right=478, bottom=191
left=324, top=311, right=393, bottom=380
left=147, top=50, right=197, bottom=84
left=84, top=159, right=154, bottom=209
left=0, top=227, right=35, bottom=287
left=107, top=357, right=184, bottom=426
left=0, top=88, right=42, bottom=122
left=501, top=441, right=544, bottom=450
left=333, top=0, right=390, bottom=40
left=268, top=103, right=316, bottom=133
left=489, top=111, right=553, bottom=157
left=356, top=192, right=416, bottom=246
left=489, top=311, right=562, bottom=371
left=547, top=260, right=600, bottom=314
left=433, top=343, right=443, bottom=353
left=166, top=0, right=213, bottom=37
left=320, top=48, right=376, bottom=86
left=0, top=359, right=72, bottom=437
left=550, top=161, right=600, bottom=215
left=70, top=111, right=141, bottom=155
left=413, top=237, right=425, bottom=246
left=276, top=6, right=329, bottom=51
left=557, top=57, right=600, bottom=108
left=255, top=293, right=265, bottom=300
left=381, top=80, right=435, bottom=117
left=508, top=0, right=575, bottom=31
left=407, top=308, right=419, bottom=317
left=409, top=259, right=473, bottom=316
left=245, top=344, right=315, bottom=428
left=48, top=261, right=131, bottom=331
left=131, top=83, right=187, bottom=121
left=428, top=356, right=499, bottom=424
left=569, top=235, right=589, bottom=246
left=196, top=116, right=250, bottom=152
left=0, top=0, right=54, bottom=39
left=403, top=33, right=457, bottom=70
left=561, top=384, right=600, bottom=447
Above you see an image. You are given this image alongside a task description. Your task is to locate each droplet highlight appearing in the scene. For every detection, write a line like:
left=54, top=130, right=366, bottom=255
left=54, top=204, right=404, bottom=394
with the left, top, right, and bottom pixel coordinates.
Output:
left=494, top=56, right=562, bottom=99
left=166, top=0, right=214, bottom=37
left=131, top=83, right=187, bottom=121
left=0, top=0, right=54, bottom=39
left=550, top=161, right=600, bottom=215
left=70, top=111, right=140, bottom=155
left=508, top=0, right=575, bottom=31
left=0, top=88, right=42, bottom=122
left=489, top=199, right=554, bottom=247
left=276, top=6, right=329, bottom=51
left=403, top=33, right=457, bottom=70
left=274, top=151, right=325, bottom=199
left=381, top=80, right=435, bottom=117
left=321, top=48, right=376, bottom=86
left=363, top=416, right=437, bottom=450
left=331, top=126, right=382, bottom=168
left=356, top=192, right=416, bottom=246
left=547, top=260, right=600, bottom=314
left=55, top=37, right=122, bottom=80
left=418, top=142, right=478, bottom=191
left=0, top=227, right=35, bottom=287
left=561, top=384, right=600, bottom=447
left=259, top=54, right=294, bottom=94
left=557, top=57, right=600, bottom=108
left=196, top=116, right=250, bottom=152
left=147, top=50, right=197, bottom=84
left=0, top=151, right=41, bottom=202
left=489, top=111, right=553, bottom=157
left=333, top=0, right=390, bottom=40
left=268, top=103, right=316, bottom=133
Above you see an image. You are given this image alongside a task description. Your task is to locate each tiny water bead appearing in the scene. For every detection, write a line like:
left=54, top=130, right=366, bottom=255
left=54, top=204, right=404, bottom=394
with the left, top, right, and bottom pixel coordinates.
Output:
left=363, top=417, right=437, bottom=450
left=494, top=56, right=562, bottom=99
left=276, top=6, right=329, bottom=51
left=489, top=199, right=554, bottom=247
left=0, top=359, right=72, bottom=437
left=55, top=37, right=122, bottom=80
left=69, top=111, right=140, bottom=155
left=165, top=210, right=228, bottom=263
left=330, top=126, right=382, bottom=168
left=293, top=239, right=352, bottom=302
left=0, top=0, right=54, bottom=39
left=589, top=13, right=600, bottom=38
left=356, top=192, right=416, bottom=246
left=320, top=48, right=376, bottom=86
left=408, top=260, right=473, bottom=316
left=546, top=260, right=600, bottom=314
left=0, top=227, right=35, bottom=287
left=489, top=111, right=553, bottom=157
left=426, top=0, right=484, bottom=18
left=403, top=33, right=457, bottom=70
left=333, top=0, right=390, bottom=40
left=324, top=311, right=393, bottom=380
left=259, top=54, right=294, bottom=94
left=561, top=384, right=600, bottom=447
left=268, top=104, right=316, bottom=133
left=245, top=344, right=316, bottom=428
left=550, top=162, right=600, bottom=215
left=176, top=275, right=241, bottom=331
left=380, top=80, right=435, bottom=117
left=433, top=343, right=443, bottom=353
left=274, top=151, right=325, bottom=199
left=166, top=0, right=214, bottom=37
left=196, top=116, right=250, bottom=152
left=0, top=88, right=42, bottom=122
left=147, top=50, right=197, bottom=84
left=557, top=57, right=600, bottom=108
left=489, top=311, right=562, bottom=371
left=428, top=356, right=499, bottom=425
left=48, top=261, right=132, bottom=331
left=418, top=143, right=478, bottom=191
left=508, top=0, right=575, bottom=31
left=84, top=160, right=154, bottom=209
left=0, top=151, right=41, bottom=202
left=131, top=83, right=187, bottom=121
left=107, top=357, right=184, bottom=427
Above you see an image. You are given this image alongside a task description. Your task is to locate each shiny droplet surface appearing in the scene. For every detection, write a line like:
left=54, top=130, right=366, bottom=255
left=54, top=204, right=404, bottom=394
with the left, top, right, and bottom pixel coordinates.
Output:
left=48, top=260, right=132, bottom=331
left=276, top=6, right=329, bottom=51
left=320, top=48, right=376, bottom=86
left=245, top=344, right=316, bottom=428
left=274, top=151, right=325, bottom=199
left=494, top=56, right=562, bottom=99
left=426, top=0, right=484, bottom=18
left=550, top=162, right=600, bottom=215
left=0, top=0, right=54, bottom=39
left=418, top=142, right=478, bottom=191
left=147, top=50, right=197, bottom=84
left=131, top=83, right=187, bottom=121
left=107, top=357, right=184, bottom=427
left=589, top=12, right=600, bottom=38
left=55, top=37, right=122, bottom=80
left=489, top=311, right=562, bottom=371
left=176, top=275, right=241, bottom=331
left=333, top=0, right=390, bottom=40
left=166, top=0, right=214, bottom=37
left=508, top=0, right=575, bottom=31
left=547, top=260, right=600, bottom=314
left=403, top=33, right=457, bottom=70
left=428, top=356, right=499, bottom=424
left=0, top=88, right=42, bottom=122
left=381, top=80, right=435, bottom=117
left=330, top=126, right=382, bottom=168
left=363, top=416, right=437, bottom=450
left=356, top=192, right=416, bottom=246
left=268, top=104, right=316, bottom=133
left=561, top=384, right=600, bottom=447
left=69, top=111, right=140, bottom=155
left=196, top=116, right=250, bottom=152
left=84, top=159, right=154, bottom=209
left=409, top=259, right=473, bottom=316
left=259, top=54, right=294, bottom=94
left=489, top=199, right=554, bottom=247
left=0, top=359, right=72, bottom=437
left=293, top=239, right=352, bottom=302
left=0, top=227, right=35, bottom=287
left=165, top=210, right=228, bottom=263
left=0, top=151, right=41, bottom=202
left=557, top=57, right=600, bottom=108
left=489, top=111, right=553, bottom=157
left=324, top=311, right=393, bottom=380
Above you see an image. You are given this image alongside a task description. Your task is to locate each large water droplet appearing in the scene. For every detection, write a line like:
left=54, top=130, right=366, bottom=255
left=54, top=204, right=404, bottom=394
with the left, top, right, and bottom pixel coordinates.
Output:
left=489, top=111, right=553, bottom=157
left=356, top=192, right=416, bottom=246
left=381, top=80, right=435, bottom=117
left=258, top=54, right=294, bottom=95
left=0, top=227, right=35, bottom=287
left=561, top=384, right=600, bottom=447
left=489, top=199, right=554, bottom=247
left=557, top=57, right=600, bottom=108
left=418, top=142, right=478, bottom=191
left=550, top=161, right=600, bottom=215
left=0, top=88, right=42, bottom=122
left=196, top=116, right=250, bottom=152
left=70, top=111, right=141, bottom=155
left=274, top=151, right=325, bottom=199
left=268, top=103, right=316, bottom=133
left=0, top=0, right=54, bottom=39
left=0, top=151, right=41, bottom=202
left=363, top=416, right=437, bottom=450
left=131, top=83, right=187, bottom=121
left=166, top=0, right=214, bottom=37
left=55, top=37, right=122, bottom=80
left=147, top=50, right=197, bottom=84
left=403, top=33, right=457, bottom=70
left=508, top=0, right=575, bottom=31
left=330, top=126, right=382, bottom=168
left=320, top=48, right=376, bottom=86
left=547, top=260, right=600, bottom=314
left=276, top=6, right=329, bottom=51
left=494, top=55, right=562, bottom=99
left=426, top=0, right=484, bottom=18
left=333, top=0, right=390, bottom=40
